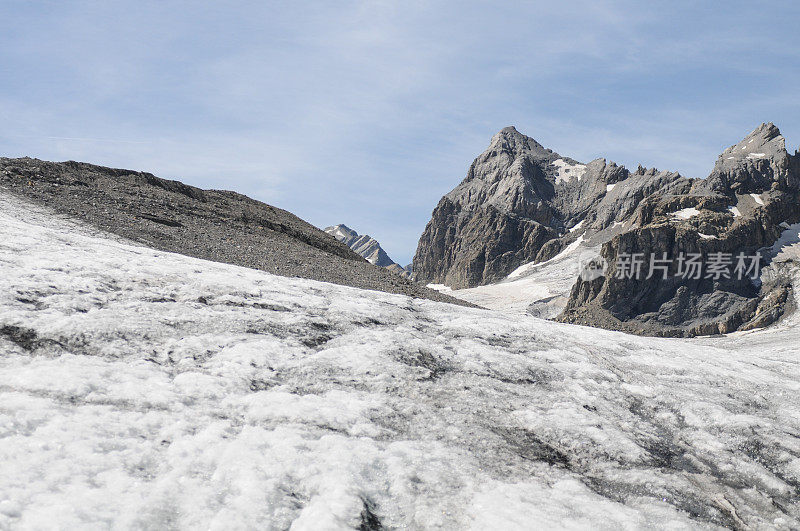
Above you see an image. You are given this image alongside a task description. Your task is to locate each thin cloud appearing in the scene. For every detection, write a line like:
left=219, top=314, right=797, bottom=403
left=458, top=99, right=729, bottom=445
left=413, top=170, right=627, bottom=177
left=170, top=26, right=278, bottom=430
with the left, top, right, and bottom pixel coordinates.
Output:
left=1, top=0, right=798, bottom=265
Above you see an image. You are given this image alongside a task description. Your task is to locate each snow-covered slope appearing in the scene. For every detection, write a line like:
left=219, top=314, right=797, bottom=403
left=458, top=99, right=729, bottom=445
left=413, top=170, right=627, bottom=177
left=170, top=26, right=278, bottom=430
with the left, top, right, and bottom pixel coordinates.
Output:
left=450, top=237, right=591, bottom=317
left=450, top=221, right=634, bottom=317
left=2, top=194, right=800, bottom=529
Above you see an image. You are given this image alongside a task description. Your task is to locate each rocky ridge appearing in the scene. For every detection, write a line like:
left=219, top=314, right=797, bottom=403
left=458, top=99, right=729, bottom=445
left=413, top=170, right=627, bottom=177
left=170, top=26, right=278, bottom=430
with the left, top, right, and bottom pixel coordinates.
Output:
left=415, top=124, right=800, bottom=336
left=413, top=126, right=690, bottom=288
left=559, top=123, right=800, bottom=336
left=324, top=224, right=411, bottom=278
left=0, top=157, right=471, bottom=307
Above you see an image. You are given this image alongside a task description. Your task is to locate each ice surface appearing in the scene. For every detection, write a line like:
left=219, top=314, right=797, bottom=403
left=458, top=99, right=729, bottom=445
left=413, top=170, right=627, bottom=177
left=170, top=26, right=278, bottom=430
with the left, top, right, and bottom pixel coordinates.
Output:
left=1, top=194, right=799, bottom=529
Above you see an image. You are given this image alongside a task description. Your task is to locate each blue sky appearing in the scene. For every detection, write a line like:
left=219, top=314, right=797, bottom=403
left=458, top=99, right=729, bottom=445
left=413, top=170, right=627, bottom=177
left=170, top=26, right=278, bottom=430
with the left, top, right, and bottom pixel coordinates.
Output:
left=2, top=1, right=799, bottom=265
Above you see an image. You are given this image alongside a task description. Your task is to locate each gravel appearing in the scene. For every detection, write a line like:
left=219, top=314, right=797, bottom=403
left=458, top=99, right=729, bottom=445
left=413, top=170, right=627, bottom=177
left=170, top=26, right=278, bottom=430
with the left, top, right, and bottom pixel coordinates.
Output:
left=0, top=157, right=474, bottom=308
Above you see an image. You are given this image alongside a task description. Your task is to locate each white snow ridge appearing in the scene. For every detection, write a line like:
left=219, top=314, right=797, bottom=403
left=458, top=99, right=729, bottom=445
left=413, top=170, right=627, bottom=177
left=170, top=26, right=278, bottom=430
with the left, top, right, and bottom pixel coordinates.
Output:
left=1, top=194, right=800, bottom=529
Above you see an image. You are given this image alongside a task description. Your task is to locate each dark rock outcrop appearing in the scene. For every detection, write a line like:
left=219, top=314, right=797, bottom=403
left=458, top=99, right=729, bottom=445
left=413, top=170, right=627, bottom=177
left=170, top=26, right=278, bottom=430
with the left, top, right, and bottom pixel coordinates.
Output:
left=415, top=123, right=800, bottom=335
left=413, top=126, right=688, bottom=288
left=0, top=157, right=473, bottom=307
left=558, top=123, right=800, bottom=336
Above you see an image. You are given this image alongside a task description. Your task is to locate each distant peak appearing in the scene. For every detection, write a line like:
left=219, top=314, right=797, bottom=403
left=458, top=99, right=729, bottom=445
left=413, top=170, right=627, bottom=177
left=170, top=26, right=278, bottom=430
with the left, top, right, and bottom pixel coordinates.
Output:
left=720, top=122, right=787, bottom=160
left=323, top=224, right=358, bottom=240
left=745, top=122, right=782, bottom=144
left=488, top=126, right=549, bottom=156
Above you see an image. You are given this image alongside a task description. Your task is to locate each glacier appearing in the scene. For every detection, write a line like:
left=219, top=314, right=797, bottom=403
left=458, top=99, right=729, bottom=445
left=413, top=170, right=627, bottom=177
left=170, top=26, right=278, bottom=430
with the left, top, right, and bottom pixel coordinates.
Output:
left=1, top=194, right=799, bottom=529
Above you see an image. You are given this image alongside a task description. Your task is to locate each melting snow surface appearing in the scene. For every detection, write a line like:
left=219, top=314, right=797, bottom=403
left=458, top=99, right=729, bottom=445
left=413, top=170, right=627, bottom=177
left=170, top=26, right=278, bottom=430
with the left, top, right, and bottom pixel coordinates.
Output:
left=453, top=236, right=592, bottom=316
left=569, top=219, right=585, bottom=233
left=728, top=206, right=742, bottom=217
left=751, top=193, right=765, bottom=206
left=1, top=195, right=800, bottom=529
left=770, top=222, right=800, bottom=263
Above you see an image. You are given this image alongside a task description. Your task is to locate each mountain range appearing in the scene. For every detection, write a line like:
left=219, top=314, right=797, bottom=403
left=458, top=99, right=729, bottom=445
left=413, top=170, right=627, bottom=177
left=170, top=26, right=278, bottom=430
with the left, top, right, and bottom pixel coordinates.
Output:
left=1, top=129, right=800, bottom=527
left=324, top=224, right=411, bottom=278
left=414, top=124, right=800, bottom=336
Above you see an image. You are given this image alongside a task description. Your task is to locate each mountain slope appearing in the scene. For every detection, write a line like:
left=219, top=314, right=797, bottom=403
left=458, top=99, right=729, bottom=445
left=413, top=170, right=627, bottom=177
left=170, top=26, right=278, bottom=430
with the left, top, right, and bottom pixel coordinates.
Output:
left=2, top=193, right=799, bottom=528
left=0, top=157, right=466, bottom=307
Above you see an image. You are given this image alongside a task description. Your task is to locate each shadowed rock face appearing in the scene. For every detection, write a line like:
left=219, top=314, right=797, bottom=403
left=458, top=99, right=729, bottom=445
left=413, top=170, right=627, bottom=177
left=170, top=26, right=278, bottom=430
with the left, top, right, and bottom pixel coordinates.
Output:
left=559, top=123, right=800, bottom=336
left=415, top=123, right=800, bottom=336
left=413, top=126, right=689, bottom=289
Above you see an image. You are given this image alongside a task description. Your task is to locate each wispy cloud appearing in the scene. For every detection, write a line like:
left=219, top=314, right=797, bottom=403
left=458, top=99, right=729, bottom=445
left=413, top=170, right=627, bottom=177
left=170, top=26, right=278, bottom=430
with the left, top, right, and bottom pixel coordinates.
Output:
left=1, top=0, right=799, bottom=264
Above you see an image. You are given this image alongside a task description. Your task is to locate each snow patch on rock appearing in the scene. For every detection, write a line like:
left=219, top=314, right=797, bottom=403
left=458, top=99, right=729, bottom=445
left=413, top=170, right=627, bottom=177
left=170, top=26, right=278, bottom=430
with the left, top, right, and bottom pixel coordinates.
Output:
left=426, top=283, right=452, bottom=293
left=552, top=159, right=586, bottom=184
left=672, top=207, right=700, bottom=219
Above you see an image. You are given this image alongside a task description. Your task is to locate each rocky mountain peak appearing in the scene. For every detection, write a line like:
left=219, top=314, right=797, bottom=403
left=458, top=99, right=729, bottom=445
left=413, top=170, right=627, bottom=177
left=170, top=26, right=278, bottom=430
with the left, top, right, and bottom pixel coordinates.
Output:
left=325, top=223, right=358, bottom=242
left=324, top=224, right=410, bottom=277
left=720, top=122, right=785, bottom=159
left=488, top=126, right=548, bottom=154
left=416, top=123, right=799, bottom=336
left=705, top=123, right=794, bottom=195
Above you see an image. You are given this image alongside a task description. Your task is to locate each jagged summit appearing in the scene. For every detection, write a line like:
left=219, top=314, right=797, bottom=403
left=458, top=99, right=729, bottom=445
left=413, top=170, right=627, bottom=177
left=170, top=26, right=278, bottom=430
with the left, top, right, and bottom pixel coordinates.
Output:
left=487, top=125, right=577, bottom=163
left=704, top=122, right=795, bottom=195
left=324, top=224, right=410, bottom=278
left=488, top=125, right=549, bottom=155
left=415, top=126, right=680, bottom=288
left=415, top=123, right=800, bottom=336
left=719, top=123, right=786, bottom=161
